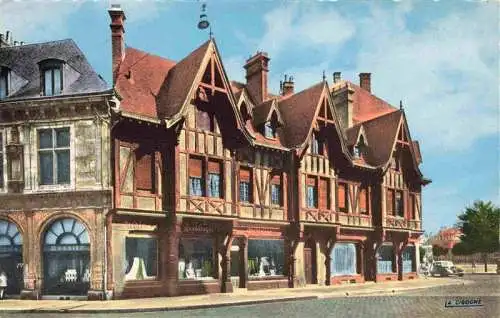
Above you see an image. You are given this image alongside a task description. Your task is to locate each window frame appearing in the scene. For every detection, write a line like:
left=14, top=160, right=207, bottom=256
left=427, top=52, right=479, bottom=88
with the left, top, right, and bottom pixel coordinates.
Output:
left=358, top=185, right=369, bottom=214
left=40, top=61, right=63, bottom=96
left=337, top=182, right=348, bottom=213
left=306, top=176, right=317, bottom=209
left=395, top=190, right=404, bottom=217
left=196, top=108, right=215, bottom=132
left=263, top=121, right=276, bottom=139
left=270, top=174, right=282, bottom=206
left=0, top=67, right=9, bottom=99
left=34, top=124, right=75, bottom=191
left=188, top=155, right=224, bottom=199
left=239, top=167, right=252, bottom=203
left=38, top=127, right=71, bottom=186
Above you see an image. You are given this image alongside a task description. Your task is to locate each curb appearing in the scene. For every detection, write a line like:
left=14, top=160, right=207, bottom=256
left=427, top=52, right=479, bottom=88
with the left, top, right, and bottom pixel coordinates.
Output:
left=0, top=295, right=318, bottom=314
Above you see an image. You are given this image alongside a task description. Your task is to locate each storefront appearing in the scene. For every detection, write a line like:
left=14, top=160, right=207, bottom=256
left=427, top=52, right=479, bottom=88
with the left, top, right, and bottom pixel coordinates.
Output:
left=0, top=220, right=23, bottom=295
left=376, top=244, right=397, bottom=281
left=43, top=218, right=90, bottom=295
left=331, top=243, right=357, bottom=277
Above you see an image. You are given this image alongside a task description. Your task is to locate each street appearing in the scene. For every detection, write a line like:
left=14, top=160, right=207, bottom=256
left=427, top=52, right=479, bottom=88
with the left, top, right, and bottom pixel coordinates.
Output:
left=6, top=275, right=498, bottom=318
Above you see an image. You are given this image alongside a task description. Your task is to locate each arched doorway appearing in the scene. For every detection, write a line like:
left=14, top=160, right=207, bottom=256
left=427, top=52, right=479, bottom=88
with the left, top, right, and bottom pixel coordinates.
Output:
left=43, top=218, right=90, bottom=295
left=304, top=238, right=317, bottom=284
left=0, top=220, right=23, bottom=295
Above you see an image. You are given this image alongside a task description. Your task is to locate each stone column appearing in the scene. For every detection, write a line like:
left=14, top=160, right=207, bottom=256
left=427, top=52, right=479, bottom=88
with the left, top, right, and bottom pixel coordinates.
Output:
left=219, top=232, right=233, bottom=293
left=88, top=209, right=105, bottom=300
left=20, top=211, right=38, bottom=300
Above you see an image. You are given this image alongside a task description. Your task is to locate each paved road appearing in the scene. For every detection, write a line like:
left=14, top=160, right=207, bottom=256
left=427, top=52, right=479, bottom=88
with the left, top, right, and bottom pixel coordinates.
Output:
left=7, top=275, right=499, bottom=318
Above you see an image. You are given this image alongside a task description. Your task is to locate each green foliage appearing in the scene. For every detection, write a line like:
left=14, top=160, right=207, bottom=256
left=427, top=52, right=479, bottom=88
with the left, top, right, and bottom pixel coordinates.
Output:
left=452, top=242, right=471, bottom=255
left=456, top=200, right=500, bottom=254
left=419, top=246, right=426, bottom=262
left=432, top=245, right=449, bottom=256
left=202, top=260, right=212, bottom=277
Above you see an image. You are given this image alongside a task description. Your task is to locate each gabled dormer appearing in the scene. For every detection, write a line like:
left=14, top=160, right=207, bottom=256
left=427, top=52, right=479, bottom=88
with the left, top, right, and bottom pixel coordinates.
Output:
left=39, top=59, right=64, bottom=96
left=0, top=67, right=9, bottom=99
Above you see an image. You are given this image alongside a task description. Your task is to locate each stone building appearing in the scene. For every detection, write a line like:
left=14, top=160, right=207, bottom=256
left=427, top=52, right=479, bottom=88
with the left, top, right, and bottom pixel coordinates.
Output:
left=106, top=5, right=430, bottom=299
left=0, top=36, right=114, bottom=299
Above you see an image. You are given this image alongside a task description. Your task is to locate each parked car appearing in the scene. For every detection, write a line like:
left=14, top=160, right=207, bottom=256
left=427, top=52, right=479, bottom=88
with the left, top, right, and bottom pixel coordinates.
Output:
left=430, top=261, right=464, bottom=277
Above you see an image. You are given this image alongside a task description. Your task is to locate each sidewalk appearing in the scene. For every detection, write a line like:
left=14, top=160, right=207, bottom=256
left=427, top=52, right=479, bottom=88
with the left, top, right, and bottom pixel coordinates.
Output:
left=0, top=277, right=471, bottom=313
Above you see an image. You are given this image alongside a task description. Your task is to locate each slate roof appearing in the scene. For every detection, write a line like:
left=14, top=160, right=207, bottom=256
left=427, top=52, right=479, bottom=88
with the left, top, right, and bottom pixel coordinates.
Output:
left=115, top=47, right=176, bottom=118
left=0, top=39, right=108, bottom=100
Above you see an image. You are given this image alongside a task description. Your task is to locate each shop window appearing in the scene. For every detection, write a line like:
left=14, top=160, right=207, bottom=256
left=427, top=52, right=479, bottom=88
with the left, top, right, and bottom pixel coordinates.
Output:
left=271, top=175, right=281, bottom=206
left=239, top=168, right=252, bottom=203
left=386, top=189, right=395, bottom=216
left=395, top=190, right=404, bottom=217
left=337, top=182, right=347, bottom=212
left=0, top=132, right=3, bottom=188
left=377, top=245, right=395, bottom=274
left=330, top=243, right=357, bottom=276
left=402, top=246, right=415, bottom=273
left=319, top=178, right=329, bottom=210
left=359, top=186, right=368, bottom=214
left=306, top=177, right=317, bottom=208
left=124, top=237, right=158, bottom=280
left=248, top=240, right=284, bottom=278
left=189, top=157, right=204, bottom=196
left=43, top=218, right=90, bottom=295
left=38, top=128, right=70, bottom=185
left=179, top=238, right=215, bottom=280
left=0, top=220, right=23, bottom=295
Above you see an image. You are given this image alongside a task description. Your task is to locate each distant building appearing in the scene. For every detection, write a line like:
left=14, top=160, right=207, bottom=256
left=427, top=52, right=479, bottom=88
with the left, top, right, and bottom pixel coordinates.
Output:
left=431, top=227, right=462, bottom=250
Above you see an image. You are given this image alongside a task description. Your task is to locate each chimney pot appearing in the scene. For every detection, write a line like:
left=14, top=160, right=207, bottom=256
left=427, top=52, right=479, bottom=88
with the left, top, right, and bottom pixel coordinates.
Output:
left=5, top=31, right=10, bottom=42
left=333, top=72, right=341, bottom=84
left=359, top=73, right=371, bottom=93
left=282, top=74, right=294, bottom=96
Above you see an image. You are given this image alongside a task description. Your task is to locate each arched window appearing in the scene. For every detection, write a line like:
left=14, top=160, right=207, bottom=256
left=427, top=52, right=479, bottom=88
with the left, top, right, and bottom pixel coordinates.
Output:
left=0, top=220, right=23, bottom=295
left=43, top=218, right=90, bottom=295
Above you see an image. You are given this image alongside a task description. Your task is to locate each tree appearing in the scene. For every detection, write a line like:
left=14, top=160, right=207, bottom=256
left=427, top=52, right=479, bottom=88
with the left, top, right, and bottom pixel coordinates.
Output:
left=451, top=242, right=471, bottom=255
left=432, top=245, right=448, bottom=257
left=456, top=200, right=500, bottom=272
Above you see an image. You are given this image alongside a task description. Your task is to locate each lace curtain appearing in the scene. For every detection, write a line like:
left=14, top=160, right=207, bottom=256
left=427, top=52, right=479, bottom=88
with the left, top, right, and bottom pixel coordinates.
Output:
left=330, top=243, right=357, bottom=276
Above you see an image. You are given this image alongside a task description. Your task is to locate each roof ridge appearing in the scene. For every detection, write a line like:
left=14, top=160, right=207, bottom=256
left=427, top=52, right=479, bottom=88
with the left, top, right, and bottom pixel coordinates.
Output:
left=0, top=38, right=74, bottom=50
left=125, top=46, right=177, bottom=64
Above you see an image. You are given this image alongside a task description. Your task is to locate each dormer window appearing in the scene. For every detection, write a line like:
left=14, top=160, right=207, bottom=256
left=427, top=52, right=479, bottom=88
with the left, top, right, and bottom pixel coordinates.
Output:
left=264, top=121, right=276, bottom=139
left=311, top=131, right=324, bottom=155
left=353, top=135, right=365, bottom=158
left=0, top=68, right=8, bottom=99
left=39, top=60, right=63, bottom=96
left=353, top=146, right=361, bottom=158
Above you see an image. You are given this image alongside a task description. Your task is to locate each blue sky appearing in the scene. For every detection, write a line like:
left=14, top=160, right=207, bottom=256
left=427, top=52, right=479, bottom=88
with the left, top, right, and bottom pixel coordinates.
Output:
left=1, top=0, right=498, bottom=235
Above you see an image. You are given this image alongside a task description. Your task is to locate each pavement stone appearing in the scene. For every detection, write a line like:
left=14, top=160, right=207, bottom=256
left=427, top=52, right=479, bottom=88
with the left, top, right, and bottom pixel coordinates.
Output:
left=0, top=277, right=473, bottom=313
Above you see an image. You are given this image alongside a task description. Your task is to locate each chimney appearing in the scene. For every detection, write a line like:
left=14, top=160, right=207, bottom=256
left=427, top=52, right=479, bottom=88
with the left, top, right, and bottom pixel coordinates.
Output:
left=108, top=5, right=126, bottom=85
left=333, top=72, right=341, bottom=84
left=359, top=73, right=371, bottom=93
left=281, top=74, right=294, bottom=96
left=244, top=51, right=270, bottom=104
left=5, top=31, right=10, bottom=43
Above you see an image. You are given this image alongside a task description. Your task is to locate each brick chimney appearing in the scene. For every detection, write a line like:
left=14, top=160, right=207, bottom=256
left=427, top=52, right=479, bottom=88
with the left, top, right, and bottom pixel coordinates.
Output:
left=333, top=72, right=341, bottom=84
left=281, top=75, right=294, bottom=96
left=359, top=73, right=371, bottom=93
left=109, top=5, right=126, bottom=85
left=244, top=52, right=270, bottom=104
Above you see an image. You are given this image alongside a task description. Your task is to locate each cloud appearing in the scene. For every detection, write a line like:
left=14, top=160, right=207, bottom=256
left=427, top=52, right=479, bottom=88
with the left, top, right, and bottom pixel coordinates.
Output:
left=256, top=4, right=355, bottom=58
left=0, top=0, right=85, bottom=42
left=353, top=3, right=498, bottom=153
left=0, top=0, right=167, bottom=43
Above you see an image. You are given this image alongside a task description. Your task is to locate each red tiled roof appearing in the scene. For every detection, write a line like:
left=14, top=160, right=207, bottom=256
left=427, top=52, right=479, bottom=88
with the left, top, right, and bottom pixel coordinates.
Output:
left=157, top=40, right=211, bottom=118
left=278, top=82, right=325, bottom=148
left=115, top=47, right=176, bottom=118
left=350, top=82, right=397, bottom=124
left=345, top=125, right=362, bottom=146
left=412, top=140, right=422, bottom=164
left=361, top=110, right=402, bottom=166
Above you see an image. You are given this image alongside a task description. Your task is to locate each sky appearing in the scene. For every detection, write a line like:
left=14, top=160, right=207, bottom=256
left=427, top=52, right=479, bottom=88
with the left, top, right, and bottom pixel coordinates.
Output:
left=1, top=0, right=498, bottom=235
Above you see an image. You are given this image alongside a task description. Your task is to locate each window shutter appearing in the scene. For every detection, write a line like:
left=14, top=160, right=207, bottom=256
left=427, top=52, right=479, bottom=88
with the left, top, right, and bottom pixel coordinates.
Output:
left=136, top=152, right=153, bottom=191
left=208, top=160, right=221, bottom=174
left=239, top=168, right=251, bottom=182
left=387, top=189, right=394, bottom=215
left=189, top=157, right=203, bottom=177
left=410, top=194, right=416, bottom=219
left=359, top=187, right=367, bottom=212
left=338, top=183, right=346, bottom=210
left=319, top=178, right=328, bottom=210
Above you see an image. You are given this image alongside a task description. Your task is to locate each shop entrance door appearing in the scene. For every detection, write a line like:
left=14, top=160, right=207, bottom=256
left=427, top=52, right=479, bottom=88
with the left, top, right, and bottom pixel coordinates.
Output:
left=304, top=238, right=317, bottom=284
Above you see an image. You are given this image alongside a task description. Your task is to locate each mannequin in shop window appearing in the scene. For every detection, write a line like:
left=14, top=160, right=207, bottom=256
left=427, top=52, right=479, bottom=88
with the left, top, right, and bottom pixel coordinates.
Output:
left=185, top=259, right=196, bottom=279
